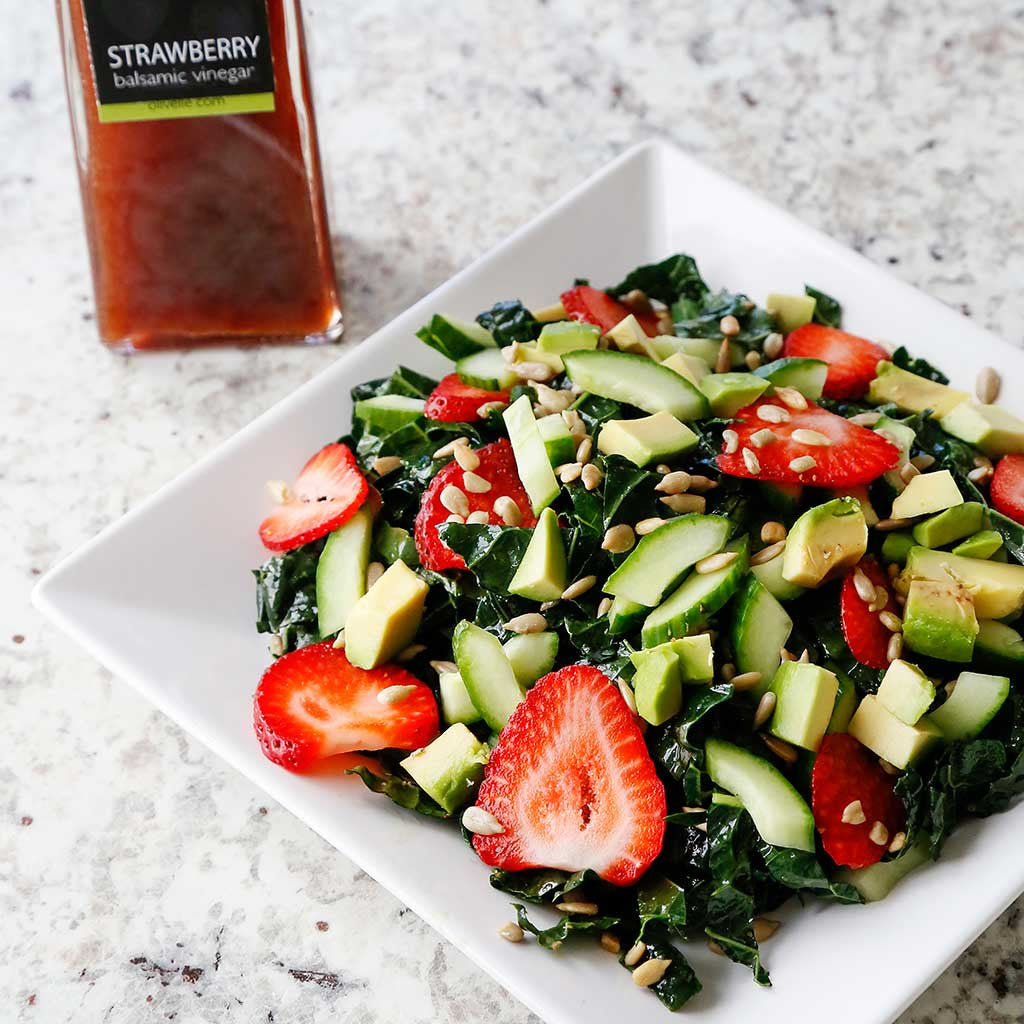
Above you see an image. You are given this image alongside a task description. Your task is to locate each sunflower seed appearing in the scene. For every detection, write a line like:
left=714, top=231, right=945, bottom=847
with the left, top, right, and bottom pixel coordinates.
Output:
left=600, top=933, right=621, bottom=954
left=636, top=517, right=667, bottom=536
left=581, top=463, right=604, bottom=490
left=503, top=613, right=548, bottom=635
left=757, top=404, right=790, bottom=424
left=562, top=575, right=597, bottom=601
left=742, top=447, right=762, bottom=474
left=687, top=475, right=718, bottom=493
left=715, top=338, right=732, bottom=373
left=841, top=799, right=866, bottom=825
left=654, top=471, right=692, bottom=494
left=602, top=523, right=636, bottom=553
left=753, top=691, right=777, bottom=730
left=463, top=471, right=492, bottom=494
left=745, top=350, right=763, bottom=369
left=269, top=634, right=285, bottom=656
left=751, top=540, right=786, bottom=565
left=730, top=671, right=763, bottom=692
left=445, top=513, right=465, bottom=524
left=331, top=632, right=345, bottom=649
left=433, top=437, right=470, bottom=459
left=462, top=806, right=506, bottom=835
left=888, top=831, right=907, bottom=853
left=397, top=644, right=426, bottom=661
left=493, top=496, right=522, bottom=526
left=722, top=429, right=740, bottom=454
left=789, top=455, right=817, bottom=473
left=366, top=562, right=385, bottom=588
left=874, top=517, right=913, bottom=531
left=555, top=901, right=599, bottom=916
left=440, top=484, right=470, bottom=517
left=753, top=918, right=781, bottom=942
left=879, top=758, right=901, bottom=776
left=761, top=734, right=798, bottom=763
left=454, top=445, right=480, bottom=471
left=899, top=461, right=920, bottom=484
left=623, top=940, right=647, bottom=967
left=848, top=411, right=882, bottom=426
left=575, top=436, right=593, bottom=463
left=558, top=462, right=583, bottom=484
left=968, top=465, right=993, bottom=484
left=660, top=493, right=706, bottom=513
left=498, top=922, right=524, bottom=943
left=887, top=633, right=903, bottom=661
left=791, top=428, right=832, bottom=447
left=465, top=510, right=490, bottom=525
left=707, top=939, right=726, bottom=957
left=597, top=596, right=613, bottom=617
left=976, top=366, right=1000, bottom=404
left=853, top=570, right=876, bottom=604
left=429, top=660, right=458, bottom=676
left=720, top=662, right=736, bottom=682
left=763, top=332, right=784, bottom=359
left=910, top=453, right=936, bottom=471
left=371, top=456, right=403, bottom=477
left=632, top=958, right=672, bottom=988
left=761, top=521, right=787, bottom=544
left=879, top=610, right=903, bottom=632
left=696, top=551, right=739, bottom=574
left=377, top=684, right=419, bottom=706
left=775, top=386, right=809, bottom=410
left=719, top=314, right=741, bottom=337
left=476, top=401, right=507, bottom=417
left=618, top=679, right=638, bottom=715
left=512, top=361, right=556, bottom=382
left=749, top=428, right=777, bottom=448
left=869, top=821, right=890, bottom=846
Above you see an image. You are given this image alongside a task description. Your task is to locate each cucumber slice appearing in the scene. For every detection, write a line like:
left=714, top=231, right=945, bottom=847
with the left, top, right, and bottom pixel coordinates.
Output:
left=711, top=791, right=743, bottom=808
left=704, top=739, right=815, bottom=852
left=750, top=546, right=805, bottom=601
left=537, top=320, right=600, bottom=354
left=416, top=314, right=496, bottom=359
left=315, top=506, right=374, bottom=638
left=503, top=632, right=559, bottom=687
left=974, top=619, right=1024, bottom=674
left=926, top=670, right=1010, bottom=741
left=607, top=594, right=647, bottom=635
left=826, top=665, right=858, bottom=734
left=502, top=395, right=560, bottom=514
left=650, top=335, right=743, bottom=368
left=753, top=357, right=828, bottom=400
left=731, top=575, right=793, bottom=694
left=536, top=413, right=576, bottom=467
left=836, top=841, right=930, bottom=902
left=452, top=621, right=524, bottom=732
left=641, top=539, right=749, bottom=647
left=604, top=514, right=731, bottom=606
left=354, top=395, right=425, bottom=432
left=439, top=670, right=482, bottom=725
left=455, top=347, right=517, bottom=390
left=562, top=349, right=710, bottom=421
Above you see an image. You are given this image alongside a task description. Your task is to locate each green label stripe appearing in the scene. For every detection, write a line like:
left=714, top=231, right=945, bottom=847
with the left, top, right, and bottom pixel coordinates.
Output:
left=97, top=91, right=275, bottom=124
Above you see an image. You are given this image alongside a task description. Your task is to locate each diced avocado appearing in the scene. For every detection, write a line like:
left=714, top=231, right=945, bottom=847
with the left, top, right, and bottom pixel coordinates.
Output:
left=316, top=506, right=374, bottom=638
left=912, top=501, right=986, bottom=549
left=868, top=361, right=968, bottom=418
left=848, top=695, right=942, bottom=769
left=926, top=671, right=1010, bottom=741
left=455, top=347, right=517, bottom=390
left=537, top=319, right=600, bottom=355
left=536, top=413, right=576, bottom=467
left=533, top=301, right=566, bottom=323
left=416, top=314, right=496, bottom=359
left=374, top=522, right=419, bottom=566
left=753, top=357, right=828, bottom=400
left=826, top=666, right=858, bottom=734
left=876, top=659, right=936, bottom=725
left=503, top=631, right=559, bottom=687
left=439, top=670, right=481, bottom=725
left=401, top=724, right=489, bottom=813
left=881, top=531, right=916, bottom=565
left=974, top=619, right=1024, bottom=674
left=952, top=530, right=1003, bottom=560
left=562, top=349, right=710, bottom=420
left=671, top=633, right=715, bottom=682
left=872, top=414, right=917, bottom=491
left=731, top=576, right=793, bottom=695
left=890, top=470, right=963, bottom=520
left=503, top=395, right=560, bottom=514
left=344, top=560, right=429, bottom=669
left=660, top=351, right=710, bottom=387
left=751, top=545, right=806, bottom=601
left=939, top=402, right=1024, bottom=457
left=766, top=292, right=816, bottom=333
left=837, top=841, right=930, bottom=902
left=354, top=394, right=425, bottom=432
left=758, top=481, right=803, bottom=515
left=631, top=646, right=683, bottom=725
left=605, top=314, right=656, bottom=356
left=641, top=539, right=749, bottom=647
left=902, top=577, right=978, bottom=663
left=452, top=621, right=524, bottom=732
left=607, top=594, right=647, bottom=635
left=782, top=497, right=867, bottom=588
left=508, top=507, right=567, bottom=602
left=597, top=412, right=699, bottom=467
left=605, top=514, right=731, bottom=606
left=769, top=661, right=839, bottom=752
left=698, top=372, right=770, bottom=417
left=904, top=546, right=1024, bottom=619
left=672, top=335, right=744, bottom=368
left=704, top=739, right=815, bottom=851
left=831, top=485, right=879, bottom=527
left=512, top=340, right=565, bottom=372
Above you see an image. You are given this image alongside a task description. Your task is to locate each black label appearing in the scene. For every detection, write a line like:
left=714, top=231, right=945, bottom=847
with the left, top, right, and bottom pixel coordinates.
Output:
left=81, top=0, right=276, bottom=122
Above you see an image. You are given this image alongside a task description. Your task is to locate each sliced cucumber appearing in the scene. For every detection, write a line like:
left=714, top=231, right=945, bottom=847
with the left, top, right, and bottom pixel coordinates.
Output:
left=731, top=575, right=793, bottom=694
left=502, top=395, right=560, bottom=514
left=604, top=514, right=731, bottom=606
left=536, top=413, right=576, bottom=467
left=537, top=320, right=600, bottom=354
left=711, top=791, right=743, bottom=808
left=836, top=842, right=930, bottom=902
left=562, top=349, right=710, bottom=421
left=607, top=594, right=647, bottom=636
left=455, top=347, right=517, bottom=390
left=926, top=670, right=1010, bottom=741
left=826, top=665, right=858, bottom=734
left=641, top=539, right=749, bottom=647
left=974, top=619, right=1024, bottom=674
left=316, top=506, right=374, bottom=638
left=452, top=621, right=524, bottom=732
left=750, top=546, right=805, bottom=601
left=503, top=632, right=559, bottom=687
left=439, top=670, right=482, bottom=725
left=416, top=314, right=496, bottom=359
left=354, top=394, right=425, bottom=432
left=650, top=335, right=743, bottom=368
left=753, top=357, right=828, bottom=400
left=704, top=739, right=815, bottom=852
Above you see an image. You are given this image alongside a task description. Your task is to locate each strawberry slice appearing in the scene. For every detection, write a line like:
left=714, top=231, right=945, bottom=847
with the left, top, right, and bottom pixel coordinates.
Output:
left=783, top=324, right=890, bottom=400
left=471, top=665, right=666, bottom=886
left=415, top=438, right=536, bottom=572
left=259, top=442, right=369, bottom=552
left=840, top=558, right=894, bottom=669
left=812, top=733, right=906, bottom=869
left=561, top=285, right=660, bottom=337
left=253, top=641, right=439, bottom=771
left=991, top=455, right=1024, bottom=524
left=717, top=397, right=900, bottom=487
left=424, top=373, right=510, bottom=423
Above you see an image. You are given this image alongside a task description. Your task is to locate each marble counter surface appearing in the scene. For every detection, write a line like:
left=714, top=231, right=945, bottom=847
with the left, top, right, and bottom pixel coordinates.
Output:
left=3, top=1, right=1024, bottom=1021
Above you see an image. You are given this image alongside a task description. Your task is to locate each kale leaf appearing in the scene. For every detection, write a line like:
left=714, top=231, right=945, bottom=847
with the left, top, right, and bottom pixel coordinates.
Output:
left=892, top=346, right=950, bottom=385
left=607, top=254, right=709, bottom=306
left=620, top=926, right=703, bottom=1010
left=636, top=874, right=689, bottom=938
left=476, top=300, right=541, bottom=347
left=805, top=284, right=842, bottom=328
left=253, top=538, right=324, bottom=654
left=513, top=904, right=621, bottom=949
left=672, top=289, right=777, bottom=347
left=436, top=523, right=534, bottom=591
left=347, top=765, right=449, bottom=819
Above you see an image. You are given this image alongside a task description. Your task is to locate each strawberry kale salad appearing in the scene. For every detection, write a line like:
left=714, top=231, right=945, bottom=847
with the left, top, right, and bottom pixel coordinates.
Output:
left=252, top=253, right=1024, bottom=1010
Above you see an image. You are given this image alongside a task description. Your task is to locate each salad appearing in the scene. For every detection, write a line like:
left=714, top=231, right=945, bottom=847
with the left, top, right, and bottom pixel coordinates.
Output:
left=251, top=253, right=1024, bottom=1011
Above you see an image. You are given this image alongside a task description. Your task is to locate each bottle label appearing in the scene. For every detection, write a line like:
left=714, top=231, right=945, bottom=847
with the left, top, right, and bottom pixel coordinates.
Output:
left=80, top=0, right=277, bottom=124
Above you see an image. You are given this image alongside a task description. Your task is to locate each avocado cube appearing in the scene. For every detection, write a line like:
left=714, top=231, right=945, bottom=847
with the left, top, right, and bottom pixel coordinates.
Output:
left=831, top=485, right=879, bottom=526
left=512, top=340, right=565, bottom=372
left=782, top=497, right=867, bottom=588
left=660, top=351, right=710, bottom=386
left=881, top=531, right=916, bottom=565
left=632, top=647, right=683, bottom=725
left=939, top=402, right=1024, bottom=457
left=439, top=671, right=481, bottom=725
left=537, top=319, right=600, bottom=355
left=891, top=470, right=964, bottom=520
left=670, top=634, right=715, bottom=683
left=849, top=695, right=943, bottom=769
left=867, top=362, right=969, bottom=419
left=902, top=578, right=978, bottom=663
left=766, top=293, right=816, bottom=334
left=508, top=507, right=567, bottom=602
left=597, top=412, right=699, bottom=467
left=926, top=670, right=1010, bottom=741
left=769, top=661, right=839, bottom=752
left=912, top=501, right=985, bottom=549
left=952, top=529, right=1004, bottom=560
left=698, top=372, right=770, bottom=417
left=606, top=314, right=657, bottom=356
left=876, top=659, right=936, bottom=725
left=401, top=724, right=490, bottom=813
left=677, top=336, right=743, bottom=368
left=904, top=546, right=1024, bottom=620
left=344, top=560, right=429, bottom=669
left=536, top=414, right=576, bottom=468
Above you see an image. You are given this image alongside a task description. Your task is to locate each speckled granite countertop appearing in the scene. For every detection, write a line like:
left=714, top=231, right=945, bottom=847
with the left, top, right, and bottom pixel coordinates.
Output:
left=4, top=1, right=1024, bottom=1021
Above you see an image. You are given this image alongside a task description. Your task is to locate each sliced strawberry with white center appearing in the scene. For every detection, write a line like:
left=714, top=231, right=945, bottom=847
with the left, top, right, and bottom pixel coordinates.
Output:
left=253, top=641, right=439, bottom=771
left=259, top=442, right=369, bottom=552
left=470, top=665, right=666, bottom=886
left=717, top=397, right=900, bottom=487
left=783, top=324, right=890, bottom=400
left=561, top=285, right=660, bottom=337
left=991, top=455, right=1024, bottom=524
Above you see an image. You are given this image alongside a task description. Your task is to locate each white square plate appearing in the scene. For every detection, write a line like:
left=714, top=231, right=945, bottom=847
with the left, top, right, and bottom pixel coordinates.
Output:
left=34, top=141, right=1024, bottom=1024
